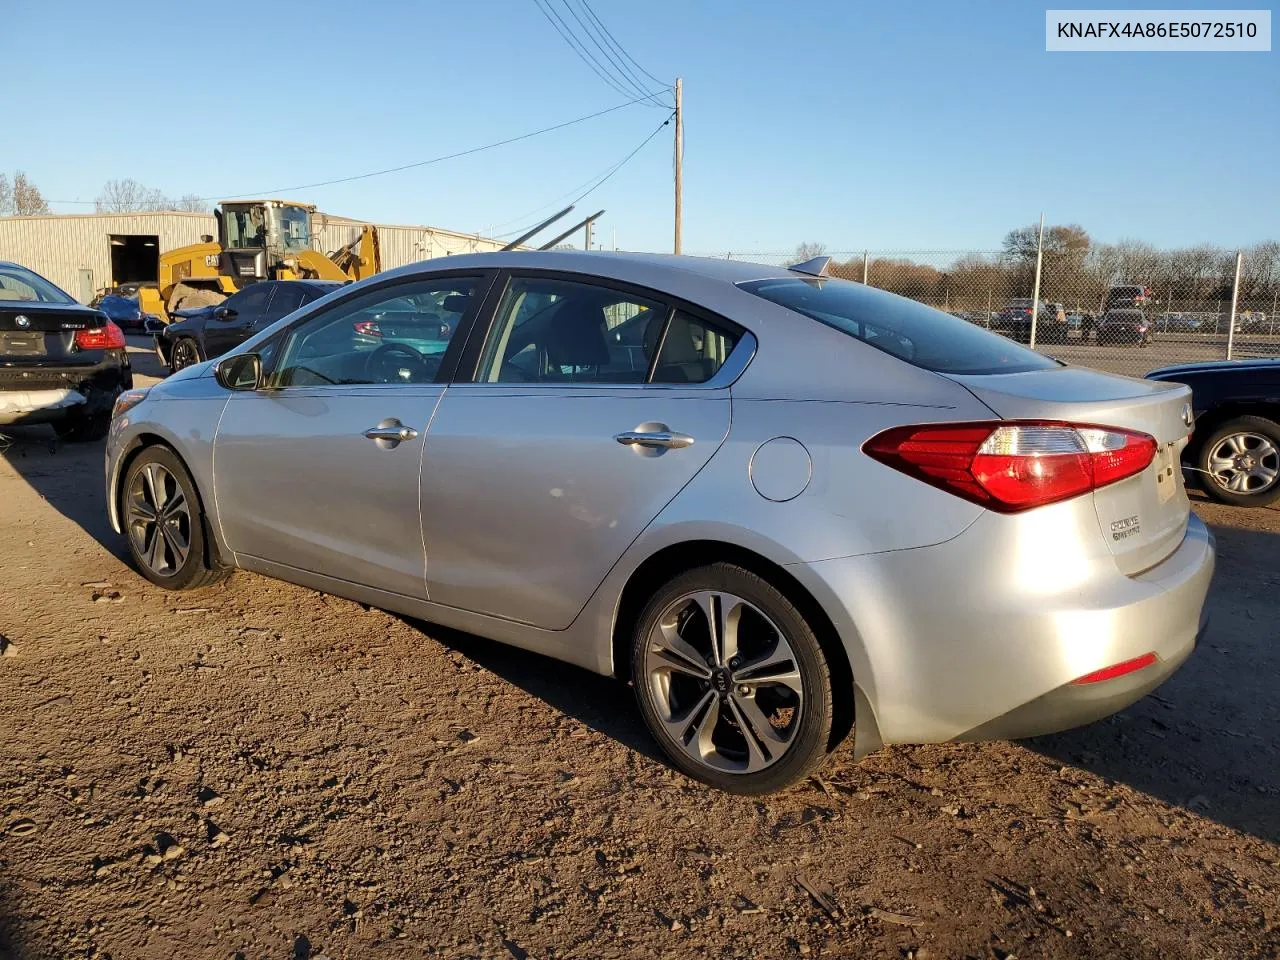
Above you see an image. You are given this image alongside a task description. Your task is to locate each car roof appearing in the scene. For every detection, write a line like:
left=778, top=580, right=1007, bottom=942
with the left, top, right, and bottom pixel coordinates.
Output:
left=381, top=250, right=799, bottom=286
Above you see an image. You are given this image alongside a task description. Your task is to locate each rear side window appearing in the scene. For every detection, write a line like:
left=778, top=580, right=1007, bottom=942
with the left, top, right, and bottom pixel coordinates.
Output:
left=740, top=278, right=1058, bottom=375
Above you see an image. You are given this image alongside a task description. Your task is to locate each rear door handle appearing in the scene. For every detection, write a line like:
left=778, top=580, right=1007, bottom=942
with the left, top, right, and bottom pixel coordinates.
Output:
left=614, top=429, right=695, bottom=449
left=363, top=418, right=419, bottom=447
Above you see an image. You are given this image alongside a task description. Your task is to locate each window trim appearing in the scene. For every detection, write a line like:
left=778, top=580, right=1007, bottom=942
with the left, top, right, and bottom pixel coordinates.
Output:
left=454, top=268, right=754, bottom=391
left=253, top=270, right=498, bottom=392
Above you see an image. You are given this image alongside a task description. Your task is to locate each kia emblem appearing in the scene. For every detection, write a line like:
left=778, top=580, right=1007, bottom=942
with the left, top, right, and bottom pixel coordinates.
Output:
left=14, top=315, right=30, bottom=328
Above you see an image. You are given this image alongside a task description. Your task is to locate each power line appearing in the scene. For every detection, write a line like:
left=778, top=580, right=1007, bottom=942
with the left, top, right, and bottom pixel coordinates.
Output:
left=555, top=0, right=668, bottom=107
left=531, top=0, right=641, bottom=102
left=45, top=94, right=658, bottom=206
left=494, top=111, right=672, bottom=240
left=578, top=0, right=669, bottom=90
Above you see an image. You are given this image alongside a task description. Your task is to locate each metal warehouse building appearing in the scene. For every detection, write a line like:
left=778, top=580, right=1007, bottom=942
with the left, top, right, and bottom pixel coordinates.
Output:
left=0, top=210, right=509, bottom=303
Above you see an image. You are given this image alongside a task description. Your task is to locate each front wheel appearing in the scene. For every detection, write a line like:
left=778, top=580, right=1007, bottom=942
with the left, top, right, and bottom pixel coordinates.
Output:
left=169, top=337, right=201, bottom=374
left=122, top=446, right=225, bottom=589
left=1197, top=416, right=1280, bottom=507
left=630, top=563, right=835, bottom=794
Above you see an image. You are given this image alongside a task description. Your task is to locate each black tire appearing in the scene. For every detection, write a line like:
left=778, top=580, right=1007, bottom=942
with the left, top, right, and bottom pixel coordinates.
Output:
left=53, top=411, right=110, bottom=443
left=1196, top=415, right=1280, bottom=507
left=169, top=337, right=202, bottom=374
left=121, top=446, right=226, bottom=589
left=630, top=563, right=835, bottom=794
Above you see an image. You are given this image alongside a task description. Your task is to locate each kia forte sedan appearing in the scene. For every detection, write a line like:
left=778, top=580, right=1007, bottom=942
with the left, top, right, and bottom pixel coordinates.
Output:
left=105, top=252, right=1214, bottom=794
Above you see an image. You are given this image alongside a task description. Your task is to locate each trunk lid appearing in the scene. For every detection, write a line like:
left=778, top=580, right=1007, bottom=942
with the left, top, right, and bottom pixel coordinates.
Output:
left=0, top=303, right=104, bottom=368
left=948, top=366, right=1194, bottom=574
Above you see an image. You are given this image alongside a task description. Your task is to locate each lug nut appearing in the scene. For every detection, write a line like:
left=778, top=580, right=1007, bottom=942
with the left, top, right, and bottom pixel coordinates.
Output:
left=737, top=684, right=751, bottom=697
left=729, top=657, right=741, bottom=668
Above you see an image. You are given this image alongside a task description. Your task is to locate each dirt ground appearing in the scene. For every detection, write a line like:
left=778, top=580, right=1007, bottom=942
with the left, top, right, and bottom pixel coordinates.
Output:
left=0, top=341, right=1277, bottom=959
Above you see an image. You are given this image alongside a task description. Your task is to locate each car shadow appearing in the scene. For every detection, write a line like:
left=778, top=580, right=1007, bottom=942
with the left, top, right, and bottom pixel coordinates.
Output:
left=0, top=426, right=128, bottom=564
left=1027, top=511, right=1280, bottom=844
left=397, top=617, right=667, bottom=765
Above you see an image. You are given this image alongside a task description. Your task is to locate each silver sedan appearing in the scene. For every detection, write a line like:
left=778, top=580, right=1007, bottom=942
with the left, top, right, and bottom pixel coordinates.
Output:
left=105, top=252, right=1214, bottom=794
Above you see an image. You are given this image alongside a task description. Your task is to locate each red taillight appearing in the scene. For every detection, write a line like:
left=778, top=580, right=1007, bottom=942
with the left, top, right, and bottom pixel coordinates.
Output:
left=864, top=421, right=1158, bottom=512
left=353, top=320, right=382, bottom=337
left=1070, top=652, right=1158, bottom=685
left=74, top=321, right=127, bottom=350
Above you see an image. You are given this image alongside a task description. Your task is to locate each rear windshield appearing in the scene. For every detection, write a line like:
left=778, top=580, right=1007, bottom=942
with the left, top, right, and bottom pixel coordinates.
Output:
left=0, top=264, right=74, bottom=304
left=740, top=277, right=1059, bottom=375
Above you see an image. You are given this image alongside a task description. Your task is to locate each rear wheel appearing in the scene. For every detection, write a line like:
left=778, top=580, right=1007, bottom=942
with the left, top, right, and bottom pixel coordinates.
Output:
left=630, top=563, right=834, bottom=794
left=1197, top=415, right=1280, bottom=507
left=122, top=446, right=225, bottom=589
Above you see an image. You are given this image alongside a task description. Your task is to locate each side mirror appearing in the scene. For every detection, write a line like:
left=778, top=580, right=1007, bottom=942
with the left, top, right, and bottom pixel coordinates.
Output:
left=215, top=353, right=262, bottom=391
left=213, top=306, right=237, bottom=321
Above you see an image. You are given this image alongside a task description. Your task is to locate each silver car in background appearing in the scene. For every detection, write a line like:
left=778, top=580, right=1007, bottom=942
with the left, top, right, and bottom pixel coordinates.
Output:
left=105, top=252, right=1214, bottom=794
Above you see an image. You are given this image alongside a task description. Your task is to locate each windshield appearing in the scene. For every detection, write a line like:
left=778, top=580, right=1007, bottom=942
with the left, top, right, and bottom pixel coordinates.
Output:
left=0, top=264, right=75, bottom=304
left=222, top=205, right=267, bottom=249
left=268, top=205, right=312, bottom=254
left=740, top=277, right=1058, bottom=376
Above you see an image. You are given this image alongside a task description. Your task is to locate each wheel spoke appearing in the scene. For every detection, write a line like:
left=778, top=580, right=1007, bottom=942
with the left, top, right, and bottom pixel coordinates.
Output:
left=660, top=689, right=716, bottom=747
left=160, top=521, right=189, bottom=568
left=163, top=489, right=186, bottom=520
left=1229, top=471, right=1251, bottom=492
left=650, top=621, right=712, bottom=680
left=1227, top=434, right=1247, bottom=455
left=1254, top=463, right=1279, bottom=484
left=143, top=463, right=167, bottom=512
left=127, top=496, right=157, bottom=524
left=733, top=645, right=803, bottom=694
left=723, top=696, right=771, bottom=772
left=145, top=524, right=167, bottom=572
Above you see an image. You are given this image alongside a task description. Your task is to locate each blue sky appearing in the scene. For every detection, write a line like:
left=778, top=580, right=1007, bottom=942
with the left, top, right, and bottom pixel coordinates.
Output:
left=5, top=1, right=1277, bottom=252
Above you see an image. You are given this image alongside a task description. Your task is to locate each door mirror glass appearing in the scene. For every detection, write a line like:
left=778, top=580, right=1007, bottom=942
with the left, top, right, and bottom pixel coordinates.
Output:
left=214, top=306, right=237, bottom=321
left=215, top=353, right=262, bottom=391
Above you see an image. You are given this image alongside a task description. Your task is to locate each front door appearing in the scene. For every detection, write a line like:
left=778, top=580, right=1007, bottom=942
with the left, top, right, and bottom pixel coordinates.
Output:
left=213, top=273, right=489, bottom=596
left=204, top=283, right=273, bottom=357
left=421, top=273, right=743, bottom=630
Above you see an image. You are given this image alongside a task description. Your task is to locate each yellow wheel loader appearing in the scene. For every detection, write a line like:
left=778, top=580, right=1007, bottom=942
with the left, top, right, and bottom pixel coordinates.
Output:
left=139, top=200, right=380, bottom=323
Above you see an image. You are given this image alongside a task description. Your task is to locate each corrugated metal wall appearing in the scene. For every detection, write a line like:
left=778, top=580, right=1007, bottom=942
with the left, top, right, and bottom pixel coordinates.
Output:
left=313, top=215, right=509, bottom=269
left=0, top=211, right=509, bottom=302
left=0, top=212, right=217, bottom=301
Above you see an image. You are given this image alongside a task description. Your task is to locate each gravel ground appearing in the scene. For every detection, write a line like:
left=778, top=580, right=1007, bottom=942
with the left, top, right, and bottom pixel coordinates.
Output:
left=0, top=343, right=1277, bottom=959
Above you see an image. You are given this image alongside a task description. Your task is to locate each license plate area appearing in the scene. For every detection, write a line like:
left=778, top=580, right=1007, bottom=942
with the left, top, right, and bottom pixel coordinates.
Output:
left=0, top=332, right=47, bottom=356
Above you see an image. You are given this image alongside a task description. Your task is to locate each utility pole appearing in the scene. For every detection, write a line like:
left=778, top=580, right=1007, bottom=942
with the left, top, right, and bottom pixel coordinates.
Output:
left=583, top=218, right=593, bottom=251
left=1029, top=212, right=1045, bottom=350
left=673, top=77, right=683, bottom=255
left=1227, top=250, right=1243, bottom=360
left=862, top=250, right=869, bottom=285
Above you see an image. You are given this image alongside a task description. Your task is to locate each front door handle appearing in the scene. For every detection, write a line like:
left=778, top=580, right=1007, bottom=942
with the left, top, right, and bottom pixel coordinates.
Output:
left=614, top=428, right=695, bottom=450
left=363, top=418, right=419, bottom=447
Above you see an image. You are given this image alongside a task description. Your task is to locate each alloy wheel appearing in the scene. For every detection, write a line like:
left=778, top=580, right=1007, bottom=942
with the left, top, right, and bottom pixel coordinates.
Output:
left=171, top=340, right=199, bottom=372
left=126, top=463, right=192, bottom=577
left=1207, top=432, right=1280, bottom=496
left=643, top=590, right=804, bottom=774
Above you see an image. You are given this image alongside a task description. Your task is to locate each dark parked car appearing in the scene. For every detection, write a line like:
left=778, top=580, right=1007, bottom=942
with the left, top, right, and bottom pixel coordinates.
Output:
left=1098, top=309, right=1153, bottom=346
left=989, top=299, right=1067, bottom=344
left=0, top=260, right=133, bottom=441
left=1147, top=359, right=1280, bottom=506
left=157, top=279, right=343, bottom=373
left=94, top=293, right=163, bottom=333
left=1105, top=283, right=1152, bottom=312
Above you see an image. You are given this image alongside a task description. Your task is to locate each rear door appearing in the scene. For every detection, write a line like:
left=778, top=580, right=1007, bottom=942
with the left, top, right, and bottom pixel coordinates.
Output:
left=420, top=272, right=741, bottom=630
left=950, top=366, right=1194, bottom=573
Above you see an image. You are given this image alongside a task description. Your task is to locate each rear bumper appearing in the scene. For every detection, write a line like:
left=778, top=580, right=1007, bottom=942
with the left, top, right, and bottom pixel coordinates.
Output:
left=0, top=353, right=132, bottom=426
left=795, top=508, right=1216, bottom=752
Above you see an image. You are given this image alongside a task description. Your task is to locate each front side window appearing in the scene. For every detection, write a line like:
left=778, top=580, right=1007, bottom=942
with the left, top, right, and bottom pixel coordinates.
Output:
left=477, top=277, right=667, bottom=384
left=741, top=277, right=1058, bottom=375
left=268, top=205, right=313, bottom=254
left=273, top=276, right=480, bottom=387
left=0, top=264, right=74, bottom=304
left=222, top=205, right=267, bottom=249
left=223, top=283, right=272, bottom=316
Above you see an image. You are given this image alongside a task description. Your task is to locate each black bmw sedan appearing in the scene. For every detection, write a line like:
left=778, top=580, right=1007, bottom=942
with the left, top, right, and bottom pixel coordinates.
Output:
left=0, top=260, right=132, bottom=442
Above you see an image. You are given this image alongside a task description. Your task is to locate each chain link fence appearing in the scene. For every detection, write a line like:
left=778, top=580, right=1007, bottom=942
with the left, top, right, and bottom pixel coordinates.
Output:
left=690, top=247, right=1280, bottom=378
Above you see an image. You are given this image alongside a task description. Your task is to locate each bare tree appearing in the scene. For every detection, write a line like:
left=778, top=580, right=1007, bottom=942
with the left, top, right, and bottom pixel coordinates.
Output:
left=792, top=241, right=827, bottom=264
left=95, top=178, right=172, bottom=213
left=175, top=194, right=211, bottom=213
left=12, top=172, right=50, bottom=215
left=0, top=174, right=11, bottom=216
